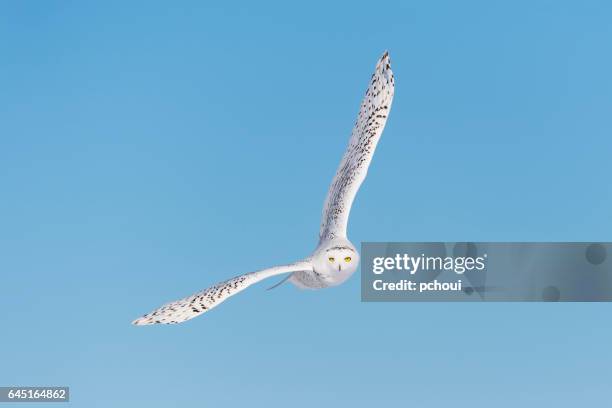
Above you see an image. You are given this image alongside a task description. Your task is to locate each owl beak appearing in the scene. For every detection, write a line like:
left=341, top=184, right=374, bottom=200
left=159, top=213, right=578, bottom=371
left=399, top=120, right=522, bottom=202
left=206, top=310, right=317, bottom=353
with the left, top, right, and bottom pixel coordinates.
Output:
left=338, top=264, right=342, bottom=271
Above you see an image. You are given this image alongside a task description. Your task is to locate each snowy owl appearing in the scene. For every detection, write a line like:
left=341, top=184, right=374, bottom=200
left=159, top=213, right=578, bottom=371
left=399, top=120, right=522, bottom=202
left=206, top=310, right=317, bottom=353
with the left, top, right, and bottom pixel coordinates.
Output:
left=133, top=51, right=395, bottom=325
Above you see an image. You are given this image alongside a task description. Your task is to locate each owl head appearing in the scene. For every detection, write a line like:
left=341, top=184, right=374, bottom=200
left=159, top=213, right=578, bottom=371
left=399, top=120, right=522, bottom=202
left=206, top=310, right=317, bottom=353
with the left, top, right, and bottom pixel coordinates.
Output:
left=313, top=240, right=360, bottom=285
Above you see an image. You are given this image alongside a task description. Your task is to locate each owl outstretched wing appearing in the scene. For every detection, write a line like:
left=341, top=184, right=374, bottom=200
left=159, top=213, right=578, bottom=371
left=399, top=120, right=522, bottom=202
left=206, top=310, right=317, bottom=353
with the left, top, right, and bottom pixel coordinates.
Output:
left=132, top=260, right=312, bottom=325
left=319, top=52, right=395, bottom=241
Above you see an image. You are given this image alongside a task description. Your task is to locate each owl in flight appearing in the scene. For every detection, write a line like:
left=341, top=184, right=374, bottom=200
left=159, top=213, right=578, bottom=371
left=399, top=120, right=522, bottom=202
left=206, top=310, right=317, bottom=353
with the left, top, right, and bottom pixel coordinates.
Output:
left=133, top=52, right=395, bottom=325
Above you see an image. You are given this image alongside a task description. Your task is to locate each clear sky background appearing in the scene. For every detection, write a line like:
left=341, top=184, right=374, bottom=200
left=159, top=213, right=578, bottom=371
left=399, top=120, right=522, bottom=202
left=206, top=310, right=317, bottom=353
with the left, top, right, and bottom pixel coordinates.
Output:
left=1, top=1, right=611, bottom=407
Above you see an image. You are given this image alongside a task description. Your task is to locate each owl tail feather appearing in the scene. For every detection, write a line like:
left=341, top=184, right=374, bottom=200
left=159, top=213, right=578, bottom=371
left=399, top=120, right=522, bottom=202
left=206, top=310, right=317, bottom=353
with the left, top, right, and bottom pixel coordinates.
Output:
left=266, top=273, right=294, bottom=291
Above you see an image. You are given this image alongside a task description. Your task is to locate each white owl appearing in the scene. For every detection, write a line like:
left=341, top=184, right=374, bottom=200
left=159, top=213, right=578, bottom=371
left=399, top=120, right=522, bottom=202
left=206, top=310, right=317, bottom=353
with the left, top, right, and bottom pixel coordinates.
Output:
left=133, top=52, right=395, bottom=325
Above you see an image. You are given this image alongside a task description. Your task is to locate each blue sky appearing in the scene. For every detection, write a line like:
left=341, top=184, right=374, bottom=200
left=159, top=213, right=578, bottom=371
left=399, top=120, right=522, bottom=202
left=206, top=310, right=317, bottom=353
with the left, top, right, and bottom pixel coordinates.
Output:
left=1, top=1, right=611, bottom=407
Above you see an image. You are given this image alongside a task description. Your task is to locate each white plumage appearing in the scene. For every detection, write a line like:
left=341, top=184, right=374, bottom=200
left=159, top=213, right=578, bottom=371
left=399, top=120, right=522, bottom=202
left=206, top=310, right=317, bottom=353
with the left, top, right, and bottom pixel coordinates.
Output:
left=319, top=52, right=395, bottom=242
left=133, top=52, right=395, bottom=325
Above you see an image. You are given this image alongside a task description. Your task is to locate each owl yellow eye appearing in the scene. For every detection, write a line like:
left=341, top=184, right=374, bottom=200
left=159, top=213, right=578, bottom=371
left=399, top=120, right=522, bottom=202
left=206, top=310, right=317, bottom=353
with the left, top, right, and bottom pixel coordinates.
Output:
left=344, top=257, right=352, bottom=262
left=328, top=257, right=335, bottom=262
